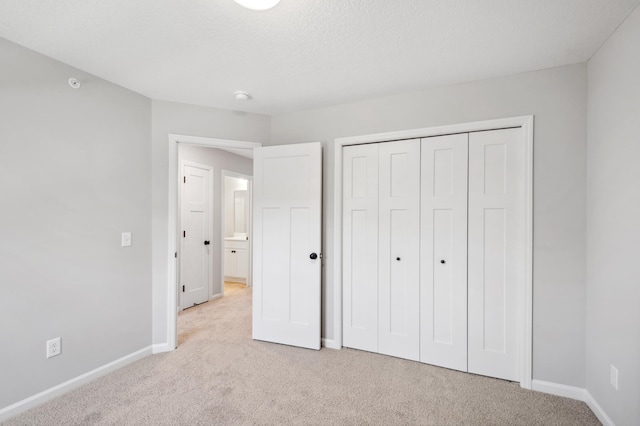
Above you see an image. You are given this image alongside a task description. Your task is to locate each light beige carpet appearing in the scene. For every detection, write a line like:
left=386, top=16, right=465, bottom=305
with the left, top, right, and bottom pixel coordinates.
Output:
left=5, top=286, right=599, bottom=425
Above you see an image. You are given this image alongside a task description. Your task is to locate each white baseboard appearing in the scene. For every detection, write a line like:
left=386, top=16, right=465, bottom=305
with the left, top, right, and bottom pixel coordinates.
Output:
left=585, top=390, right=615, bottom=426
left=152, top=342, right=174, bottom=354
left=321, top=338, right=341, bottom=350
left=531, top=379, right=587, bottom=401
left=531, top=380, right=615, bottom=426
left=0, top=345, right=152, bottom=423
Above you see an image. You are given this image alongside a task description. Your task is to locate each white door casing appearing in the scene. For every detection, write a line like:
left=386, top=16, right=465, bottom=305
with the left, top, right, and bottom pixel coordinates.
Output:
left=180, top=161, right=213, bottom=309
left=165, top=135, right=261, bottom=354
left=342, top=143, right=379, bottom=353
left=378, top=139, right=421, bottom=361
left=252, top=142, right=322, bottom=350
left=420, top=134, right=469, bottom=372
left=467, top=128, right=524, bottom=381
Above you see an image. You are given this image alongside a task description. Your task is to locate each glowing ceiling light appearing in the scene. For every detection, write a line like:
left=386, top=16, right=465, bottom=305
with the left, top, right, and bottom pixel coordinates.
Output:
left=233, top=0, right=280, bottom=11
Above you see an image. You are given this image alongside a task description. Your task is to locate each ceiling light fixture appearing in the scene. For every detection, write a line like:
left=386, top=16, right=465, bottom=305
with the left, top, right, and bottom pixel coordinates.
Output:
left=234, top=90, right=251, bottom=101
left=233, top=0, right=280, bottom=11
left=68, top=78, right=81, bottom=89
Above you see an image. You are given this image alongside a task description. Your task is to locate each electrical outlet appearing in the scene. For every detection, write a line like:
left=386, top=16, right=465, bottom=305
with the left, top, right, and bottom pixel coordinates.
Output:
left=46, top=337, right=61, bottom=358
left=121, top=232, right=132, bottom=247
left=610, top=365, right=618, bottom=390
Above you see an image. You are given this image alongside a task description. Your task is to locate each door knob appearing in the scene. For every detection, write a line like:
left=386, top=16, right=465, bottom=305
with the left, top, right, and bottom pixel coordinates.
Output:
left=440, top=259, right=445, bottom=264
left=204, top=241, right=210, bottom=245
left=310, top=253, right=318, bottom=260
left=396, top=257, right=401, bottom=261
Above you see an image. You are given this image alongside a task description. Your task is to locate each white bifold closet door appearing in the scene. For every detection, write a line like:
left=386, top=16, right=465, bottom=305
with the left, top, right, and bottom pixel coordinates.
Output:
left=378, top=140, right=421, bottom=361
left=467, top=128, right=524, bottom=382
left=343, top=139, right=421, bottom=361
left=342, top=143, right=379, bottom=353
left=343, top=128, right=524, bottom=382
left=420, top=133, right=469, bottom=372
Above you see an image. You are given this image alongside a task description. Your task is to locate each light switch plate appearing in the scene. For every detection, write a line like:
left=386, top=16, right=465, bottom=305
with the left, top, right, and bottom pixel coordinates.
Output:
left=610, top=365, right=618, bottom=390
left=121, top=232, right=132, bottom=247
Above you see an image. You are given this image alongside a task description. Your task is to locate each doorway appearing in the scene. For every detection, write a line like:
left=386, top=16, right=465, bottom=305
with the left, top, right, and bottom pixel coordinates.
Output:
left=167, top=134, right=262, bottom=350
left=222, top=171, right=253, bottom=294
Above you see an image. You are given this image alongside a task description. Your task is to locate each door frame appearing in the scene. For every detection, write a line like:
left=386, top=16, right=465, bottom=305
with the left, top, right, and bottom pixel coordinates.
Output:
left=167, top=134, right=262, bottom=351
left=221, top=169, right=254, bottom=292
left=178, top=160, right=215, bottom=310
left=333, top=116, right=534, bottom=389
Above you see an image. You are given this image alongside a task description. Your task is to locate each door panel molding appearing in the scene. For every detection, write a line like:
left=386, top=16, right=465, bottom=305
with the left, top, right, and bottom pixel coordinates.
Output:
left=334, top=116, right=533, bottom=388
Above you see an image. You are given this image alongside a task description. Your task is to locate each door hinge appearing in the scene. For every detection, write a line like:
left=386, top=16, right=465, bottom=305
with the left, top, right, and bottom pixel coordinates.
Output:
left=182, top=285, right=185, bottom=292
left=183, top=176, right=186, bottom=183
left=183, top=231, right=186, bottom=238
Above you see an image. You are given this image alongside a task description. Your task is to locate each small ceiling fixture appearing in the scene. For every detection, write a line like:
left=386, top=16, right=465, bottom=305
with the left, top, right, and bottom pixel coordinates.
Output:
left=68, top=78, right=81, bottom=89
left=233, top=0, right=280, bottom=11
left=234, top=90, right=251, bottom=101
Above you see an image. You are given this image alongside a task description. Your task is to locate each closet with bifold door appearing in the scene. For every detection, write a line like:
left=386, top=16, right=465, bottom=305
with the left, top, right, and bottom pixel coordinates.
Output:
left=343, top=128, right=525, bottom=382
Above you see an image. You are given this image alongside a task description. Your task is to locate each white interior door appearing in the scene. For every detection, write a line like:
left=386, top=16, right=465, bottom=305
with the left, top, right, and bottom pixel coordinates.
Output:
left=420, top=134, right=469, bottom=371
left=180, top=161, right=213, bottom=309
left=252, top=142, right=322, bottom=350
left=468, top=128, right=524, bottom=381
left=342, top=143, right=379, bottom=353
left=378, top=139, right=421, bottom=361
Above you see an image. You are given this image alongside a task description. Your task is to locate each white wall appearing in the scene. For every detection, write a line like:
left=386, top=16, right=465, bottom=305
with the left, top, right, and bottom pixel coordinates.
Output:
left=586, top=5, right=640, bottom=425
left=151, top=100, right=269, bottom=345
left=270, top=63, right=588, bottom=388
left=0, top=38, right=152, bottom=409
left=178, top=146, right=252, bottom=298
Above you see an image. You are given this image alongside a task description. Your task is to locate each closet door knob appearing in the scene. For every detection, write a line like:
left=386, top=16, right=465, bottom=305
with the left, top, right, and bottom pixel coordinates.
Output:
left=204, top=240, right=210, bottom=246
left=310, top=253, right=318, bottom=260
left=440, top=259, right=446, bottom=264
left=396, top=257, right=401, bottom=261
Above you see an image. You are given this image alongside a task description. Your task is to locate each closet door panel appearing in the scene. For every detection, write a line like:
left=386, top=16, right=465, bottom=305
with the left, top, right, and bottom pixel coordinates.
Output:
left=468, top=128, right=524, bottom=382
left=378, top=139, right=421, bottom=361
left=420, top=134, right=469, bottom=371
left=343, top=144, right=379, bottom=352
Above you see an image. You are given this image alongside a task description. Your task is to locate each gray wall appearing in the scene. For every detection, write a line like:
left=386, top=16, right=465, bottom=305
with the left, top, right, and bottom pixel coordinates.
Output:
left=151, top=100, right=269, bottom=344
left=586, top=5, right=640, bottom=425
left=270, top=63, right=588, bottom=388
left=0, top=38, right=152, bottom=408
left=178, top=146, right=252, bottom=298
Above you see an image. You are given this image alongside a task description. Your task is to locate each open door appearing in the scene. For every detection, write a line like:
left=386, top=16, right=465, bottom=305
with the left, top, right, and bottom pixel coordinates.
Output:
left=252, top=142, right=322, bottom=350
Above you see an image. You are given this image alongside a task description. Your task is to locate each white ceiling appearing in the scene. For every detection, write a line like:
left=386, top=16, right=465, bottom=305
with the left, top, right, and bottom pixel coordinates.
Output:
left=1, top=0, right=638, bottom=115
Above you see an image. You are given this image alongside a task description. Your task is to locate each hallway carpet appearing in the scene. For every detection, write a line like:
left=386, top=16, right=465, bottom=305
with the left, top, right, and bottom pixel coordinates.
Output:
left=5, top=286, right=599, bottom=425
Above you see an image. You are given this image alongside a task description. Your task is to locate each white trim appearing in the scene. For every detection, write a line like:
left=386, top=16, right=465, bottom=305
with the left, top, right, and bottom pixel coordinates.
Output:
left=166, top=134, right=262, bottom=351
left=521, top=117, right=534, bottom=389
left=152, top=343, right=173, bottom=354
left=321, top=338, right=341, bottom=350
left=0, top=346, right=152, bottom=422
left=530, top=380, right=615, bottom=426
left=531, top=379, right=587, bottom=401
left=333, top=116, right=534, bottom=388
left=585, top=391, right=616, bottom=426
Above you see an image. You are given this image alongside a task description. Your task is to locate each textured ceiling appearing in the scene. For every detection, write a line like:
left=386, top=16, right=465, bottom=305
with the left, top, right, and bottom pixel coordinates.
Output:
left=1, top=0, right=638, bottom=115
